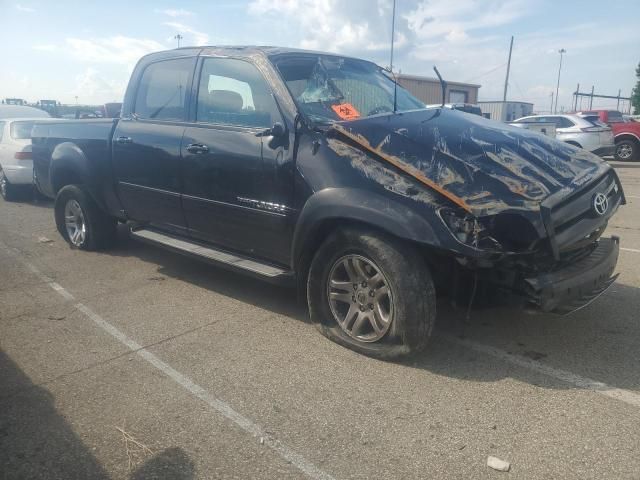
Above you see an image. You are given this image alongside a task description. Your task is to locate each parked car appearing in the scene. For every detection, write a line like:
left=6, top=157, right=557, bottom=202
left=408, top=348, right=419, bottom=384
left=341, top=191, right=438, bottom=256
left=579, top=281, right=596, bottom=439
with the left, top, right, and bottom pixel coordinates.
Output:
left=102, top=102, right=122, bottom=118
left=32, top=47, right=624, bottom=359
left=426, top=103, right=483, bottom=116
left=578, top=110, right=640, bottom=161
left=512, top=114, right=614, bottom=157
left=0, top=105, right=50, bottom=119
left=0, top=117, right=56, bottom=200
left=508, top=120, right=556, bottom=139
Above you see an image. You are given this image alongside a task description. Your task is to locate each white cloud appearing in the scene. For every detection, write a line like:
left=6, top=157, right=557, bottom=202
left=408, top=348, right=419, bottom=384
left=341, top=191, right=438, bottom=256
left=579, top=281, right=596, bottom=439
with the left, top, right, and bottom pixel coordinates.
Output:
left=247, top=0, right=396, bottom=55
left=65, top=36, right=166, bottom=64
left=156, top=8, right=194, bottom=17
left=15, top=3, right=35, bottom=12
left=73, top=67, right=125, bottom=103
left=163, top=22, right=210, bottom=46
left=33, top=44, right=57, bottom=52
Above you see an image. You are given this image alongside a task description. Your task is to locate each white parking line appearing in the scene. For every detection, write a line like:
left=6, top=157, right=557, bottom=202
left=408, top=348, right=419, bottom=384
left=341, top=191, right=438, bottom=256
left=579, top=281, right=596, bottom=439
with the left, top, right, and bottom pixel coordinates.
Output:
left=625, top=195, right=640, bottom=199
left=622, top=247, right=640, bottom=253
left=0, top=241, right=336, bottom=480
left=444, top=335, right=640, bottom=408
left=4, top=241, right=640, bottom=444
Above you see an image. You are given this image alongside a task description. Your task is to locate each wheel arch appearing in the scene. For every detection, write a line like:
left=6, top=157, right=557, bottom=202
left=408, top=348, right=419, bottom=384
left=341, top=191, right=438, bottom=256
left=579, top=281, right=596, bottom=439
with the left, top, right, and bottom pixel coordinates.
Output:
left=50, top=142, right=90, bottom=194
left=614, top=132, right=640, bottom=145
left=49, top=142, right=111, bottom=213
left=291, top=188, right=442, bottom=285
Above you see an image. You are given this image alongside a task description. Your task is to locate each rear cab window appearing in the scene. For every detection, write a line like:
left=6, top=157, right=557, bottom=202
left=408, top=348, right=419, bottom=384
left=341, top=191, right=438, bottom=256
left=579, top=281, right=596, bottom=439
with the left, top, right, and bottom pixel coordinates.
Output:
left=133, top=58, right=194, bottom=121
left=607, top=110, right=624, bottom=123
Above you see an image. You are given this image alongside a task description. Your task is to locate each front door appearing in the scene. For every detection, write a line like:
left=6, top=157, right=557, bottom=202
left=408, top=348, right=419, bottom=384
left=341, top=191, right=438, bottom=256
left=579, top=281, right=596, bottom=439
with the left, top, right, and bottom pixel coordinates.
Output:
left=112, top=56, right=196, bottom=232
left=181, top=56, right=294, bottom=265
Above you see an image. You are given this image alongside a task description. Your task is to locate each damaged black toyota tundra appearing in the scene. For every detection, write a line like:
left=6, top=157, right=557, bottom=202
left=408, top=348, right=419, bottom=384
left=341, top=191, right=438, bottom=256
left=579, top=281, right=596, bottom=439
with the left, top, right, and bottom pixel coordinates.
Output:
left=32, top=47, right=625, bottom=358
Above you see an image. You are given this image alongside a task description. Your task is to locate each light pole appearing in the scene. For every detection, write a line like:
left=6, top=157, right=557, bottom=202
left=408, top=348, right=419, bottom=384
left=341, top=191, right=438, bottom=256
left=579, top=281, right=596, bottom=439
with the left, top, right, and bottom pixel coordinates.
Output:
left=554, top=48, right=566, bottom=114
left=174, top=34, right=183, bottom=48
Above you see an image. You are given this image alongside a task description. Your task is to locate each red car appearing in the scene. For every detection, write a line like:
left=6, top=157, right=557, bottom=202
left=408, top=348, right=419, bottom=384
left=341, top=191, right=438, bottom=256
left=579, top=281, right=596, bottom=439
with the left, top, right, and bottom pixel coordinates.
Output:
left=579, top=110, right=640, bottom=161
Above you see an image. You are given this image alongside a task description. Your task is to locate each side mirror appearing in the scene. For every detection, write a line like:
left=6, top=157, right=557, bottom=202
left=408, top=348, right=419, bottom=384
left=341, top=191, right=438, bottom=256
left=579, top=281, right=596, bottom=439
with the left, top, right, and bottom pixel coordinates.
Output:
left=255, top=122, right=286, bottom=138
left=270, top=122, right=285, bottom=137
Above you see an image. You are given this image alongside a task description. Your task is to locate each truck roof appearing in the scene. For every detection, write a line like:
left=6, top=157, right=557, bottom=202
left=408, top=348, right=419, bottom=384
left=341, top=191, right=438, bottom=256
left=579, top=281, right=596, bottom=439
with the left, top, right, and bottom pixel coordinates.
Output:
left=148, top=45, right=366, bottom=62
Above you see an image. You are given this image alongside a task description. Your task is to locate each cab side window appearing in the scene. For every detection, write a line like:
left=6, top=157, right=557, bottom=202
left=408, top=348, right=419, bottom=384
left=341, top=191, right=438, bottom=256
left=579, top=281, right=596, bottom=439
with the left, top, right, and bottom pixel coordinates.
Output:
left=196, top=58, right=278, bottom=128
left=134, top=58, right=194, bottom=121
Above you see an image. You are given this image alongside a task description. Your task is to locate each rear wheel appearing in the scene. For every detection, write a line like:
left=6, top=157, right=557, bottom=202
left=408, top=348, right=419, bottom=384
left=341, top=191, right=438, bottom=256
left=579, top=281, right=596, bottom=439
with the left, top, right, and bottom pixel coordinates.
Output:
left=0, top=167, right=20, bottom=201
left=54, top=185, right=117, bottom=250
left=307, top=227, right=435, bottom=359
left=615, top=139, right=638, bottom=161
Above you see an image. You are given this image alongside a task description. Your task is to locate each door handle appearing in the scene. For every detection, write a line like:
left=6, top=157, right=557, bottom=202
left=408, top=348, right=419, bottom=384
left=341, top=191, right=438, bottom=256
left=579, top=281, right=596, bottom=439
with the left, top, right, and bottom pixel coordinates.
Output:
left=115, top=136, right=132, bottom=144
left=186, top=143, right=209, bottom=154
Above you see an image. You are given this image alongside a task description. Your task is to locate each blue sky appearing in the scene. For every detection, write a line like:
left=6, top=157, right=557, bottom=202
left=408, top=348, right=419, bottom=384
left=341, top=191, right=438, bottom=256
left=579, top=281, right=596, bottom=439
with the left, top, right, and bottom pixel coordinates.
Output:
left=1, top=0, right=638, bottom=112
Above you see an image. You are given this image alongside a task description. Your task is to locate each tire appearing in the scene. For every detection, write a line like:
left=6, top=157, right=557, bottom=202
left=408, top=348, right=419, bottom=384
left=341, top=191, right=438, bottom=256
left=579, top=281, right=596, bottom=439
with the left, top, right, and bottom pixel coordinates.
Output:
left=0, top=167, right=21, bottom=201
left=307, top=227, right=436, bottom=359
left=32, top=168, right=50, bottom=203
left=615, top=139, right=638, bottom=161
left=54, top=185, right=117, bottom=250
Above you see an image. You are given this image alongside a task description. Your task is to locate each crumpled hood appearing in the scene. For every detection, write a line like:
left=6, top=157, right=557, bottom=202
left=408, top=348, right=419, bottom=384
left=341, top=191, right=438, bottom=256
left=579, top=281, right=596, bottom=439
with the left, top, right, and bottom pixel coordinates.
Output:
left=330, top=109, right=610, bottom=215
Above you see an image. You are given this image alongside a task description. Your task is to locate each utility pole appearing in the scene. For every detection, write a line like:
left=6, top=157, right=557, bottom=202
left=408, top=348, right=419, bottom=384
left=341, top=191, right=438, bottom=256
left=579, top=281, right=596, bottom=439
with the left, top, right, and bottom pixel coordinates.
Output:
left=554, top=48, right=566, bottom=113
left=503, top=36, right=514, bottom=101
left=174, top=34, right=183, bottom=48
left=389, top=0, right=396, bottom=72
left=389, top=0, right=398, bottom=112
left=550, top=92, right=554, bottom=114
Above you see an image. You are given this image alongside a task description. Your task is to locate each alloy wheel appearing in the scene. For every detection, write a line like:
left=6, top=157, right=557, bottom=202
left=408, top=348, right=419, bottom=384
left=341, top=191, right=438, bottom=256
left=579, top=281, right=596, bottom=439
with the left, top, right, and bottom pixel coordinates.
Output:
left=327, top=254, right=394, bottom=342
left=616, top=143, right=633, bottom=160
left=64, top=199, right=87, bottom=246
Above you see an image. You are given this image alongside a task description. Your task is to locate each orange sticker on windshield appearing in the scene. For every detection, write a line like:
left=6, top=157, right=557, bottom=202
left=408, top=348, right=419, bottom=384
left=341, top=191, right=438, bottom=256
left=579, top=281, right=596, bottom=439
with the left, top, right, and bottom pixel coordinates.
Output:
left=331, top=103, right=360, bottom=120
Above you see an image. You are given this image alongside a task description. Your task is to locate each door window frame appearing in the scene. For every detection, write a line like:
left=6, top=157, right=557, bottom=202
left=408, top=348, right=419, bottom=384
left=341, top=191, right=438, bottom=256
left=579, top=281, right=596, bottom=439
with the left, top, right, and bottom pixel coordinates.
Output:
left=129, top=56, right=198, bottom=126
left=187, top=56, right=284, bottom=132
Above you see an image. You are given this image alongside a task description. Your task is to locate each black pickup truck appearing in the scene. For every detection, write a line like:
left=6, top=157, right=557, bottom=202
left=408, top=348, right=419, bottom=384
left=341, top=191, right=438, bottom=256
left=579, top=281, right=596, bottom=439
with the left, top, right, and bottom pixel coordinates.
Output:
left=32, top=46, right=624, bottom=358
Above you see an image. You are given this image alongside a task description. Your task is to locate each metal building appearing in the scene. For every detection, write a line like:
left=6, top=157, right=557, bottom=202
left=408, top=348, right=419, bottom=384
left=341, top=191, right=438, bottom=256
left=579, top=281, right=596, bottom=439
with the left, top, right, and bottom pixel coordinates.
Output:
left=396, top=74, right=480, bottom=105
left=477, top=101, right=533, bottom=122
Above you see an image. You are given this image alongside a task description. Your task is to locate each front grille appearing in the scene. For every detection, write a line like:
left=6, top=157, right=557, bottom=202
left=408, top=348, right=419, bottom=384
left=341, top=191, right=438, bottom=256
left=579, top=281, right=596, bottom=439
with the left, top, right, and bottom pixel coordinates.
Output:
left=541, top=170, right=623, bottom=258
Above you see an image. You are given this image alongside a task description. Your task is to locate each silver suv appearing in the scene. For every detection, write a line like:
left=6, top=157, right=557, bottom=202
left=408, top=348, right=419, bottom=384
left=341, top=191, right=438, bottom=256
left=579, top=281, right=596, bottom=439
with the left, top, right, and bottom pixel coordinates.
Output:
left=513, top=114, right=614, bottom=157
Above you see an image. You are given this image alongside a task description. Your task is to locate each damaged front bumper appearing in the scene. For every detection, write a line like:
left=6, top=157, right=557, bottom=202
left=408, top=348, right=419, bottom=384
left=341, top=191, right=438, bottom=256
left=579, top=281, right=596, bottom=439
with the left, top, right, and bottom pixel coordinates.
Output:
left=523, top=236, right=619, bottom=315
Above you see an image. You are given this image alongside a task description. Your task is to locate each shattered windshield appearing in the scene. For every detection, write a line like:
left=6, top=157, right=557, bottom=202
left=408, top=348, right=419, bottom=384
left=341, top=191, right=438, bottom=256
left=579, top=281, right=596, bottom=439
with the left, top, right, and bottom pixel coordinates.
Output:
left=273, top=55, right=425, bottom=124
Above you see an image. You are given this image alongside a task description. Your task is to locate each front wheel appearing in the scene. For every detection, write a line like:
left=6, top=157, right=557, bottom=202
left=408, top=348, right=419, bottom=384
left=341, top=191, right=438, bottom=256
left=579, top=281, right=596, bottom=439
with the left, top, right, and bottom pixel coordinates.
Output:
left=307, top=227, right=436, bottom=359
left=54, top=185, right=117, bottom=250
left=615, top=140, right=638, bottom=161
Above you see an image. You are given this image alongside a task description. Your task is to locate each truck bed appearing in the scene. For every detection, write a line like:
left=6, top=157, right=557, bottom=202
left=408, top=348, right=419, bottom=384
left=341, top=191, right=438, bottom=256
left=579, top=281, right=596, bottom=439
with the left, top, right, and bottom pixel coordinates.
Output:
left=31, top=118, right=120, bottom=210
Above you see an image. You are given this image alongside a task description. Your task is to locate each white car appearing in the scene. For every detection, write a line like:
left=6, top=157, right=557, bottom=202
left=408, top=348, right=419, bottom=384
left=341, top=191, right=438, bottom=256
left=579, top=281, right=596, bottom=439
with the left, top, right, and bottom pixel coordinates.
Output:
left=512, top=114, right=615, bottom=157
left=0, top=105, right=50, bottom=119
left=0, top=117, right=54, bottom=201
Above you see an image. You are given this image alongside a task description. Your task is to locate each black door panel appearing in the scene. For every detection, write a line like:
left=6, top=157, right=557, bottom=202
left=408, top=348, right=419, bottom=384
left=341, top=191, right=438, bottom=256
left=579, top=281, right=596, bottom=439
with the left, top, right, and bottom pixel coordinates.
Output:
left=113, top=120, right=187, bottom=229
left=111, top=56, right=195, bottom=231
left=181, top=56, right=295, bottom=265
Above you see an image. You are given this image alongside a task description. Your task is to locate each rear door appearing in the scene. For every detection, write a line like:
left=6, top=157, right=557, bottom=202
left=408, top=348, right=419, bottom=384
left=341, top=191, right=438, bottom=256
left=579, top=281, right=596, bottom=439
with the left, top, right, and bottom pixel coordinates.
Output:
left=181, top=56, right=294, bottom=265
left=112, top=56, right=196, bottom=232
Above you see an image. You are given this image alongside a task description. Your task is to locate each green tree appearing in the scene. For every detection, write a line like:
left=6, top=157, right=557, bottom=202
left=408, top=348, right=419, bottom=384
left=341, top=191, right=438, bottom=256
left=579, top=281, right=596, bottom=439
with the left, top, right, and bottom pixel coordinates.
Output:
left=632, top=61, right=640, bottom=114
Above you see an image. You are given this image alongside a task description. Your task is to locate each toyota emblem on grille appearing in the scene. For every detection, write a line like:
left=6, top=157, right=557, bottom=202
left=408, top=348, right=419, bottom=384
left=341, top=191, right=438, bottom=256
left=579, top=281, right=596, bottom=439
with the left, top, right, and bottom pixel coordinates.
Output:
left=592, top=192, right=608, bottom=216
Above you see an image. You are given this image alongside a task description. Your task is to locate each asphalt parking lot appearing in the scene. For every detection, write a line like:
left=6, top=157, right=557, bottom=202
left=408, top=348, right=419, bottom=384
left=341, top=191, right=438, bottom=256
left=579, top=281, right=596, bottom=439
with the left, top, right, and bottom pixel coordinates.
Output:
left=1, top=161, right=639, bottom=479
